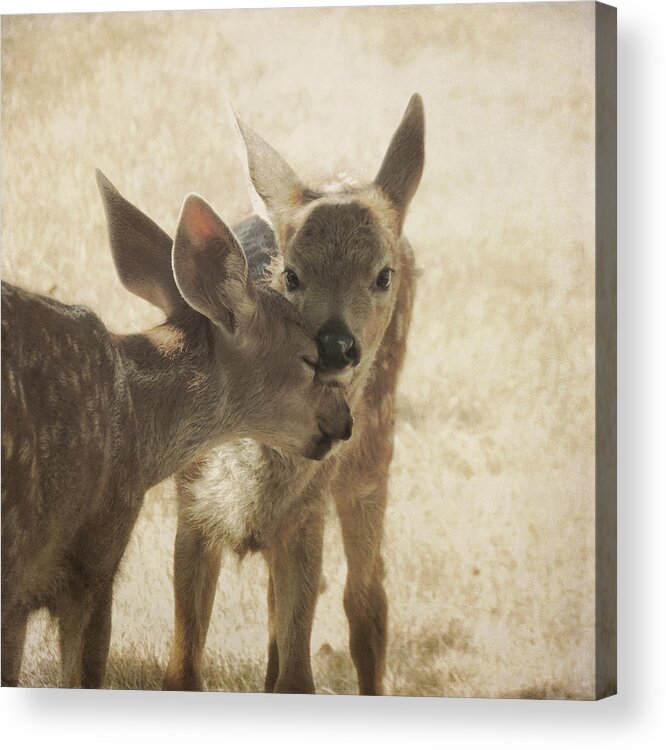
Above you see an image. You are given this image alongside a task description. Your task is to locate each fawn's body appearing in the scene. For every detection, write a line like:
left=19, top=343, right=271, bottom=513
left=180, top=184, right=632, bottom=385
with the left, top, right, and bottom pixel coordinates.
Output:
left=1, top=177, right=351, bottom=688
left=164, top=95, right=424, bottom=694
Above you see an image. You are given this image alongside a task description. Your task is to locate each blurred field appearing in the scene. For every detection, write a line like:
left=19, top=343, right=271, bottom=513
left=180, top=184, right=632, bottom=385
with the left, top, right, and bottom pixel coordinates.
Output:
left=1, top=3, right=596, bottom=698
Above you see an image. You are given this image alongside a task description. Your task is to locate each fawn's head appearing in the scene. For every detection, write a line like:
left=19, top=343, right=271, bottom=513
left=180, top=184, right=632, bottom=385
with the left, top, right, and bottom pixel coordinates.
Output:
left=96, top=171, right=351, bottom=460
left=235, top=94, right=425, bottom=382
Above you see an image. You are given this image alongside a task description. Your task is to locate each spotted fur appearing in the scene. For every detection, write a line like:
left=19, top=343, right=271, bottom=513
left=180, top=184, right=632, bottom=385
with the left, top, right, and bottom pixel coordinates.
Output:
left=0, top=177, right=350, bottom=688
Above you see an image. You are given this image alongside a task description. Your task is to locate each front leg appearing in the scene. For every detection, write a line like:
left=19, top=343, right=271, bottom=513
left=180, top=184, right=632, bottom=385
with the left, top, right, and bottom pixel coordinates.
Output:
left=334, top=474, right=389, bottom=696
left=264, top=571, right=279, bottom=692
left=264, top=507, right=324, bottom=694
left=163, top=487, right=222, bottom=691
left=81, top=581, right=114, bottom=688
left=1, top=595, right=28, bottom=687
left=58, top=590, right=95, bottom=689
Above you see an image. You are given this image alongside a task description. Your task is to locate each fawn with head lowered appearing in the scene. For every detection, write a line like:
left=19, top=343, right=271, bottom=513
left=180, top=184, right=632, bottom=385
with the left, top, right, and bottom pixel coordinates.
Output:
left=0, top=173, right=351, bottom=688
left=164, top=94, right=424, bottom=694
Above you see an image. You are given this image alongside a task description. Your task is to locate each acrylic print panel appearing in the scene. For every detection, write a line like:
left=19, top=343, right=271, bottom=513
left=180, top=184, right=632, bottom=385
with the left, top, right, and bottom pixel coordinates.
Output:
left=0, top=2, right=616, bottom=698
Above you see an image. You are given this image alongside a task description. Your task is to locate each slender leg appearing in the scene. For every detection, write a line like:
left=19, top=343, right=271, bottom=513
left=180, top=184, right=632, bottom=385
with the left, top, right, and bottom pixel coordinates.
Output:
left=59, top=591, right=95, bottom=689
left=265, top=507, right=325, bottom=694
left=1, top=597, right=28, bottom=687
left=264, top=571, right=279, bottom=692
left=81, top=582, right=114, bottom=688
left=334, top=480, right=389, bottom=696
left=163, top=513, right=222, bottom=691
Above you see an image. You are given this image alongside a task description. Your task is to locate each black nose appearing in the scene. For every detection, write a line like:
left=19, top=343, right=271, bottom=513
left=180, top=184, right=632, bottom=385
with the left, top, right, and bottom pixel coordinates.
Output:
left=316, top=320, right=359, bottom=371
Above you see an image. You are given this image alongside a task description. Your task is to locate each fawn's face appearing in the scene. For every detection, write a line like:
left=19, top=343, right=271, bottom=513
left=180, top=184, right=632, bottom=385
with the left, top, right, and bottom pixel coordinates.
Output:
left=235, top=94, right=425, bottom=382
left=97, top=175, right=351, bottom=461
left=276, top=196, right=401, bottom=383
left=230, top=288, right=352, bottom=460
left=171, top=195, right=352, bottom=460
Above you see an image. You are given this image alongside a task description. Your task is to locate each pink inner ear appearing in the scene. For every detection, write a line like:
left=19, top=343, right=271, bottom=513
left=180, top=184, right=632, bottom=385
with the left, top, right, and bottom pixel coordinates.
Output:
left=182, top=196, right=220, bottom=246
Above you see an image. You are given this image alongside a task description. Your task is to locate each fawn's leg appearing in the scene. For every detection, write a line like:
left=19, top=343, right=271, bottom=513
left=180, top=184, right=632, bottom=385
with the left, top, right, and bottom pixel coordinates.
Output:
left=1, top=596, right=28, bottom=687
left=264, top=572, right=280, bottom=692
left=334, top=475, right=389, bottom=696
left=265, top=507, right=325, bottom=694
left=59, top=590, right=95, bottom=689
left=81, top=581, right=114, bottom=688
left=163, top=514, right=222, bottom=691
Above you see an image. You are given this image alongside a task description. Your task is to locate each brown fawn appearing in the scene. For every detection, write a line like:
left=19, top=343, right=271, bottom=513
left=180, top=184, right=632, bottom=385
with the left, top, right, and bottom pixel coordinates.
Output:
left=163, top=94, right=424, bottom=694
left=0, top=172, right=351, bottom=688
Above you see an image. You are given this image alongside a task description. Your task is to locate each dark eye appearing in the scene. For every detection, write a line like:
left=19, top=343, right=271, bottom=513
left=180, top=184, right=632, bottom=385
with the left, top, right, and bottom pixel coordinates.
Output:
left=284, top=269, right=300, bottom=291
left=376, top=267, right=393, bottom=290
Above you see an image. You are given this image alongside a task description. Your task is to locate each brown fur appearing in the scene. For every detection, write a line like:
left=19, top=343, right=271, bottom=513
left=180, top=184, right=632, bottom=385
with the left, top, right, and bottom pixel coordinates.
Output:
left=0, top=176, right=350, bottom=688
left=164, top=95, right=424, bottom=694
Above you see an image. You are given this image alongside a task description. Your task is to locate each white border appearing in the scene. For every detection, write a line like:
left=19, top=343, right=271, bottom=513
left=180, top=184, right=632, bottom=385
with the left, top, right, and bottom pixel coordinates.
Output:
left=1, top=0, right=665, bottom=747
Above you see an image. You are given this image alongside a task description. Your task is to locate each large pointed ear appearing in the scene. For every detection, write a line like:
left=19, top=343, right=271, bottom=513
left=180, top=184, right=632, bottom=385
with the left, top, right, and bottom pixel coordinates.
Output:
left=172, top=194, right=256, bottom=334
left=374, top=94, right=425, bottom=235
left=96, top=169, right=184, bottom=317
left=232, top=107, right=309, bottom=227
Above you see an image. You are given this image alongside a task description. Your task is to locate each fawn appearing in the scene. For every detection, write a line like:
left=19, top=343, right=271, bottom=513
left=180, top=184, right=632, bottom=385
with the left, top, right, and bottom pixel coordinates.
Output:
left=0, top=172, right=351, bottom=688
left=163, top=95, right=424, bottom=694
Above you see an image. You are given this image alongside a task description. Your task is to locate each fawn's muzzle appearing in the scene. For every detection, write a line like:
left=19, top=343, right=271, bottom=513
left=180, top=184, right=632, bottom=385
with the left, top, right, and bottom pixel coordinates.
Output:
left=328, top=414, right=353, bottom=442
left=309, top=414, right=353, bottom=460
left=316, top=320, right=360, bottom=371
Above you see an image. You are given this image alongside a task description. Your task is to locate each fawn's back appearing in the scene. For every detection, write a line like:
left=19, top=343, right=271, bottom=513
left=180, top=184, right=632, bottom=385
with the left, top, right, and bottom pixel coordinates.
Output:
left=1, top=282, right=138, bottom=608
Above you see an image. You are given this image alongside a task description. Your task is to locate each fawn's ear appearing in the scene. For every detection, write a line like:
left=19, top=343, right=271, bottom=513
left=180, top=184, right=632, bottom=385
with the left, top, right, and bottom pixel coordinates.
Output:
left=232, top=107, right=309, bottom=227
left=172, top=194, right=256, bottom=334
left=374, top=93, right=425, bottom=235
left=96, top=170, right=184, bottom=316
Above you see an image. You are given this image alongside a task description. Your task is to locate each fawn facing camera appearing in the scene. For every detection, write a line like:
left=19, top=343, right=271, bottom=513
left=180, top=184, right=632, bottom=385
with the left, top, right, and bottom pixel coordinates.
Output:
left=164, top=94, right=424, bottom=694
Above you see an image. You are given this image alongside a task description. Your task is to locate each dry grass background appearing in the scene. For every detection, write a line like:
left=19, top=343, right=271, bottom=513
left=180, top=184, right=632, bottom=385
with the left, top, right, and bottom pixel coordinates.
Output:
left=1, top=3, right=596, bottom=698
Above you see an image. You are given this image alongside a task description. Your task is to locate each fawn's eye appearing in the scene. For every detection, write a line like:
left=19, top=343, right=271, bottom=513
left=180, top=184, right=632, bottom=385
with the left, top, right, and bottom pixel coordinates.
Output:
left=301, top=354, right=317, bottom=370
left=301, top=356, right=319, bottom=380
left=376, top=267, right=393, bottom=290
left=301, top=356, right=317, bottom=372
left=284, top=269, right=300, bottom=292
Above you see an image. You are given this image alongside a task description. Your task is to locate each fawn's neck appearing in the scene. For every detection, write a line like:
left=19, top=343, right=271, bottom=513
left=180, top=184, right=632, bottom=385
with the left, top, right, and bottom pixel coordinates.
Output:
left=116, top=317, right=235, bottom=490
